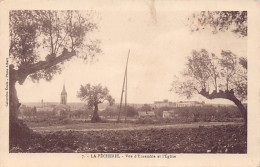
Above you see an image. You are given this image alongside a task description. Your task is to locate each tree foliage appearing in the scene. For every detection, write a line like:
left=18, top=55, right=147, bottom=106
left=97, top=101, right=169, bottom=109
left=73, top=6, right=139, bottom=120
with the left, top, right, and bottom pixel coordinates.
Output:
left=172, top=49, right=247, bottom=101
left=188, top=11, right=247, bottom=37
left=9, top=10, right=101, bottom=83
left=140, top=104, right=152, bottom=112
left=77, top=84, right=115, bottom=109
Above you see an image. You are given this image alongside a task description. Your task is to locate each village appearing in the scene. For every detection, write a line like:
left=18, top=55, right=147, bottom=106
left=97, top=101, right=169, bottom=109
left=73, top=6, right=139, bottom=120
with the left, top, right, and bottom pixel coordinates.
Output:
left=8, top=10, right=247, bottom=154
left=18, top=85, right=206, bottom=120
left=17, top=83, right=242, bottom=129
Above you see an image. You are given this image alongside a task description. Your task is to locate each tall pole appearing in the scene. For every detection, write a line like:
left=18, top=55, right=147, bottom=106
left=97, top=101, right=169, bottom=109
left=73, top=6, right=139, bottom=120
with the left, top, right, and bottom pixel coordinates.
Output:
left=124, top=62, right=128, bottom=121
left=117, top=73, right=125, bottom=122
left=117, top=50, right=130, bottom=122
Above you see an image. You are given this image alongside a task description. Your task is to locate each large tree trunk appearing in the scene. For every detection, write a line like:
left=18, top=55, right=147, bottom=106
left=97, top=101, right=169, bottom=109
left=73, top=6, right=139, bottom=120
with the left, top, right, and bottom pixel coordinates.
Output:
left=200, top=89, right=247, bottom=126
left=229, top=96, right=247, bottom=126
left=9, top=66, right=35, bottom=151
left=9, top=66, right=20, bottom=123
left=91, top=103, right=101, bottom=123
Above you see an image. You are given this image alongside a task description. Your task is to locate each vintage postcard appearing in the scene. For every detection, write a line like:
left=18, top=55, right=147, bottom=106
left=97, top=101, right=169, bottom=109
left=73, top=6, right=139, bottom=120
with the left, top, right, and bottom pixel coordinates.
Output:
left=0, top=0, right=259, bottom=167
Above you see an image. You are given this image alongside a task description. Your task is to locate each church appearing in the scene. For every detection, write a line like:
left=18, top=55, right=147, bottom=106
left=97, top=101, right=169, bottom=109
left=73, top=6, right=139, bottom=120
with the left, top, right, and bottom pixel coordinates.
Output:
left=55, top=84, right=70, bottom=116
left=61, top=84, right=67, bottom=105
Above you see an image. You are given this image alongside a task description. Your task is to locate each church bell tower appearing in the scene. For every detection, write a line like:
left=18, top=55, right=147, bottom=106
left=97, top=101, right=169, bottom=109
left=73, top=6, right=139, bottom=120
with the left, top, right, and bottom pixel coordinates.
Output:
left=61, top=84, right=67, bottom=105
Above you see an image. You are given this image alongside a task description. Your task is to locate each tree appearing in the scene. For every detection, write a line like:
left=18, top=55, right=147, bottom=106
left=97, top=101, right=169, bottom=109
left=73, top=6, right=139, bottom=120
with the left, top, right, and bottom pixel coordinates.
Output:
left=9, top=10, right=101, bottom=123
left=171, top=49, right=247, bottom=124
left=77, top=84, right=115, bottom=122
left=179, top=11, right=248, bottom=125
left=126, top=106, right=138, bottom=117
left=188, top=11, right=247, bottom=37
left=140, top=104, right=152, bottom=112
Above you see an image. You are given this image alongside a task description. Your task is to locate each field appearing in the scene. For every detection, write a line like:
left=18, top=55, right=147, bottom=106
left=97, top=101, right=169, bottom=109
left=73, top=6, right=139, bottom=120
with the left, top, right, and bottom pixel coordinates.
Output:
left=10, top=121, right=246, bottom=153
left=11, top=104, right=247, bottom=153
left=28, top=121, right=243, bottom=132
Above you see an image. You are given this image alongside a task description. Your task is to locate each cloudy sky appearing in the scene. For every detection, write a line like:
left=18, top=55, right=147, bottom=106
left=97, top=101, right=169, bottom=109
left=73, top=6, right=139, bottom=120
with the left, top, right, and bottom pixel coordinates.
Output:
left=16, top=5, right=247, bottom=104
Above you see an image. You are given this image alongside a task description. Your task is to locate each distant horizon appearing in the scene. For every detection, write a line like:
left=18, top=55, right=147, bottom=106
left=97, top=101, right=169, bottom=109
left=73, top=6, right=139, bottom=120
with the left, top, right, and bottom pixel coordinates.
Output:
left=20, top=100, right=236, bottom=105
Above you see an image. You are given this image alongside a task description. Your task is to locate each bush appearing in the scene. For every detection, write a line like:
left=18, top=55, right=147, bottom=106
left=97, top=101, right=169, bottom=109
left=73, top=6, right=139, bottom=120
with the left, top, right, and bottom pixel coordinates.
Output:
left=59, top=118, right=72, bottom=124
left=70, top=109, right=91, bottom=118
left=101, top=106, right=119, bottom=118
left=135, top=117, right=156, bottom=124
left=126, top=106, right=138, bottom=117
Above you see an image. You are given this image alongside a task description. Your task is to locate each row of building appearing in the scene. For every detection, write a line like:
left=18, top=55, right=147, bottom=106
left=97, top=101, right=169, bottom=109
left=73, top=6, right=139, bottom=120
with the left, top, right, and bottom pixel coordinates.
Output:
left=135, top=99, right=205, bottom=119
left=128, top=99, right=204, bottom=109
left=152, top=99, right=205, bottom=108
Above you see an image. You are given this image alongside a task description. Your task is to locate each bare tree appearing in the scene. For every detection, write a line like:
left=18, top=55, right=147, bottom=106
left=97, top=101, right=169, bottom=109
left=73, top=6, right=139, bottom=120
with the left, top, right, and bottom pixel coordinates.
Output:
left=9, top=10, right=101, bottom=123
left=171, top=49, right=247, bottom=124
left=77, top=84, right=115, bottom=123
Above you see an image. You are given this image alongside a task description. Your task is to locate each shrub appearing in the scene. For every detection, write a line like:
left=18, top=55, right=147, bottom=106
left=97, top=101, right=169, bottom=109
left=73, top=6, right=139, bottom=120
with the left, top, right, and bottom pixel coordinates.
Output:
left=135, top=117, right=156, bottom=124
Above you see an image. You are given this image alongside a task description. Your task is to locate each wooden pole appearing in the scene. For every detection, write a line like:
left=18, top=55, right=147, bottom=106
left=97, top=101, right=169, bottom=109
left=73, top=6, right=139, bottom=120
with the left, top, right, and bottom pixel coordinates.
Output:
left=117, top=75, right=125, bottom=122
left=117, top=50, right=130, bottom=122
left=124, top=63, right=128, bottom=121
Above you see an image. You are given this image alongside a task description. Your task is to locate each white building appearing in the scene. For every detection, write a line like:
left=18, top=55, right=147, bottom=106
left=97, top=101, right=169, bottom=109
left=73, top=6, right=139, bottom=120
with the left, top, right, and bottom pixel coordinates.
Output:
left=138, top=111, right=155, bottom=118
left=153, top=99, right=204, bottom=108
left=162, top=110, right=178, bottom=118
left=175, top=101, right=204, bottom=107
left=153, top=99, right=177, bottom=108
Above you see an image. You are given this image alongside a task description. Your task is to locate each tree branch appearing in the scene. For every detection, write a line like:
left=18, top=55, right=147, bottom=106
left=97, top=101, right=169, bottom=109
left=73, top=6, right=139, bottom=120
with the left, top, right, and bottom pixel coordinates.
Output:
left=16, top=49, right=76, bottom=84
left=199, top=88, right=235, bottom=100
left=55, top=32, right=68, bottom=53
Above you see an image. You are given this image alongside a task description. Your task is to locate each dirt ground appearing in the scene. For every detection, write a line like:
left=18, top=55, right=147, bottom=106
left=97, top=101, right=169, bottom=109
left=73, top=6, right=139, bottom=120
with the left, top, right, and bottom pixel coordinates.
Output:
left=10, top=123, right=247, bottom=153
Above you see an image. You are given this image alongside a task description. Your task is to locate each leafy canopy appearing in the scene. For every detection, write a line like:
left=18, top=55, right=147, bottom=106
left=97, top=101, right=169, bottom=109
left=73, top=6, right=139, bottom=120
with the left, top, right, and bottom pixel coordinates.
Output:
left=77, top=84, right=115, bottom=109
left=9, top=10, right=101, bottom=82
left=188, top=11, right=247, bottom=37
left=171, top=49, right=247, bottom=102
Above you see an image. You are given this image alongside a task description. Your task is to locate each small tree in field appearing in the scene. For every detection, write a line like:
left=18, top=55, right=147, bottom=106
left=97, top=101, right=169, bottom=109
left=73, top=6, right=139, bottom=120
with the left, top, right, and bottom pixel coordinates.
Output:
left=77, top=84, right=115, bottom=122
left=171, top=49, right=247, bottom=124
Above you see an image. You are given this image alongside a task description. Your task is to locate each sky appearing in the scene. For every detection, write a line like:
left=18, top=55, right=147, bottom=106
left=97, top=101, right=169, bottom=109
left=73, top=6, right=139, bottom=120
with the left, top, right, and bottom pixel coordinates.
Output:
left=16, top=7, right=247, bottom=104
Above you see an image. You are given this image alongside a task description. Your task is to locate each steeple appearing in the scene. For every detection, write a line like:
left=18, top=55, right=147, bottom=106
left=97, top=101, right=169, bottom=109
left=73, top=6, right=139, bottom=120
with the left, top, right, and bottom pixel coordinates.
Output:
left=61, top=84, right=67, bottom=105
left=61, top=84, right=67, bottom=95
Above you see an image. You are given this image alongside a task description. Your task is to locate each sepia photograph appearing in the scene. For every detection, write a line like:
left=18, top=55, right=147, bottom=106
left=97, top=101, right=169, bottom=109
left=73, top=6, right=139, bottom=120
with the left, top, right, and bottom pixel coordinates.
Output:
left=1, top=0, right=260, bottom=167
left=8, top=9, right=248, bottom=153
